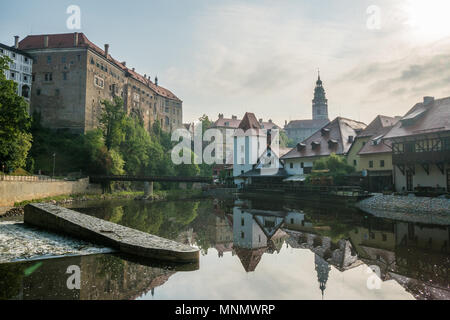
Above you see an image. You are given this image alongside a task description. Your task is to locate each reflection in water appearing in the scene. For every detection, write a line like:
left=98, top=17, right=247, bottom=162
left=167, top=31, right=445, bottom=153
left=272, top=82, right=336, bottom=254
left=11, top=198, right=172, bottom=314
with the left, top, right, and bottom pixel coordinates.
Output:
left=0, top=197, right=448, bottom=300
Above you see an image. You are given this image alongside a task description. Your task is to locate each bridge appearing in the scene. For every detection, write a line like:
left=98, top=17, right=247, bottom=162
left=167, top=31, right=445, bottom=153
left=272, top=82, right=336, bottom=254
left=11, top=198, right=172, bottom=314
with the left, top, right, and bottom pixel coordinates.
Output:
left=89, top=175, right=214, bottom=198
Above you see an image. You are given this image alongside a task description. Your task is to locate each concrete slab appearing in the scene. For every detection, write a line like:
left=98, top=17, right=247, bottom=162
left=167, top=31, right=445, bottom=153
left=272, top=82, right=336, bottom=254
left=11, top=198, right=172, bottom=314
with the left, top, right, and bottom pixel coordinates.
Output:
left=24, top=203, right=199, bottom=263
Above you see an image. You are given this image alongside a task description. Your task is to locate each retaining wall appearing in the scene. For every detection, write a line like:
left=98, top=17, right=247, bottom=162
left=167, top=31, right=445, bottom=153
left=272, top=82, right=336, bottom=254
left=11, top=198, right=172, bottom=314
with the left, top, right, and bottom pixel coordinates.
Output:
left=0, top=178, right=100, bottom=206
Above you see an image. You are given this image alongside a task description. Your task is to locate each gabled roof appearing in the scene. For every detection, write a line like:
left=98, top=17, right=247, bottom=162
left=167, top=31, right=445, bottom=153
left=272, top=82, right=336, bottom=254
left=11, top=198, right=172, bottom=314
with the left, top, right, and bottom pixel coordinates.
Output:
left=281, top=117, right=367, bottom=160
left=18, top=33, right=181, bottom=102
left=358, top=115, right=401, bottom=138
left=384, top=96, right=450, bottom=140
left=239, top=112, right=261, bottom=131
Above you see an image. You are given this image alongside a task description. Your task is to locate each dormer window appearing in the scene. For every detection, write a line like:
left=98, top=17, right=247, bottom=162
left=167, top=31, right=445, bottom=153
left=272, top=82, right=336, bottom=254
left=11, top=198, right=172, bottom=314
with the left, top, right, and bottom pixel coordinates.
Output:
left=328, top=139, right=338, bottom=148
left=311, top=141, right=321, bottom=149
left=348, top=136, right=354, bottom=143
left=321, top=128, right=330, bottom=136
left=297, top=143, right=306, bottom=152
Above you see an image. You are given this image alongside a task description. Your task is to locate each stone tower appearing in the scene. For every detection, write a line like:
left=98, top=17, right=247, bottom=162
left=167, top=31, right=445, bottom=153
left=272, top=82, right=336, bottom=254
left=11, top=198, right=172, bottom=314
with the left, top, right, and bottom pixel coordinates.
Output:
left=312, top=72, right=329, bottom=121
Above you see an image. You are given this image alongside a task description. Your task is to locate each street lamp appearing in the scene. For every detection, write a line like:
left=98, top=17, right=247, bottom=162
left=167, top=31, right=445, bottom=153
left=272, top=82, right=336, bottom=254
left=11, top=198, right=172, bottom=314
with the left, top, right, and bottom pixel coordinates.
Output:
left=52, top=153, right=56, bottom=178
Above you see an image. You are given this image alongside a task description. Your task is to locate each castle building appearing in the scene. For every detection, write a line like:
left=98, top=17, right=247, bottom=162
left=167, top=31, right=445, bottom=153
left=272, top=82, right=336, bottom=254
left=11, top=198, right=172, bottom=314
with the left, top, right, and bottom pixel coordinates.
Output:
left=284, top=73, right=331, bottom=143
left=0, top=36, right=33, bottom=103
left=18, top=33, right=182, bottom=134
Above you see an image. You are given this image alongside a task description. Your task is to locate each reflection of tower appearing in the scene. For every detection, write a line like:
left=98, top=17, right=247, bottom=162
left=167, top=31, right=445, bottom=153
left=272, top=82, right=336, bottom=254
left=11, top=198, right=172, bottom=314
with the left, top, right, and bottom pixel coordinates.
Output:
left=315, top=254, right=331, bottom=299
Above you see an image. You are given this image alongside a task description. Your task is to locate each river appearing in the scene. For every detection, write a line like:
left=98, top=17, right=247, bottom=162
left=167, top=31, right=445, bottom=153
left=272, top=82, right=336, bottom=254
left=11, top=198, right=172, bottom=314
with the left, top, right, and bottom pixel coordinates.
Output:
left=0, top=196, right=449, bottom=300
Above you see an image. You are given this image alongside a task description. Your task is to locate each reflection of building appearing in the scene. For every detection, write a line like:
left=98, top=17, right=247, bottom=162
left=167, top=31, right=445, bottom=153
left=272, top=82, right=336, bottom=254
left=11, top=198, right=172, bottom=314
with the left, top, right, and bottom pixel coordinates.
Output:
left=1, top=37, right=33, bottom=103
left=231, top=201, right=289, bottom=272
left=315, top=254, right=331, bottom=299
left=1, top=254, right=183, bottom=300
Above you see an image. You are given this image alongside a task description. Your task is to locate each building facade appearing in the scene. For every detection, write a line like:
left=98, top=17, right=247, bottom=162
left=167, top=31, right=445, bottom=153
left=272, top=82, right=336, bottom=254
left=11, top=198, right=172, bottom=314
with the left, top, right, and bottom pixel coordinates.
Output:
left=284, top=74, right=330, bottom=144
left=0, top=36, right=33, bottom=103
left=282, top=117, right=367, bottom=176
left=18, top=33, right=182, bottom=133
left=383, top=96, right=450, bottom=192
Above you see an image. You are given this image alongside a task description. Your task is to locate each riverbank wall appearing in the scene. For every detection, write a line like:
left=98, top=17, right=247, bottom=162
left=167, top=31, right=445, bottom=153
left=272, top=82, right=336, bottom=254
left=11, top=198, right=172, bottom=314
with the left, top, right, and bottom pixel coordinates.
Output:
left=0, top=177, right=101, bottom=207
left=356, top=194, right=450, bottom=225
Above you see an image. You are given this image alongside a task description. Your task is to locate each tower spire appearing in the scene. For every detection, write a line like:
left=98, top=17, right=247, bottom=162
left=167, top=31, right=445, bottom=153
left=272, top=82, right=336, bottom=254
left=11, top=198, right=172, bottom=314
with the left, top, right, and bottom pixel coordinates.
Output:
left=312, top=70, right=329, bottom=120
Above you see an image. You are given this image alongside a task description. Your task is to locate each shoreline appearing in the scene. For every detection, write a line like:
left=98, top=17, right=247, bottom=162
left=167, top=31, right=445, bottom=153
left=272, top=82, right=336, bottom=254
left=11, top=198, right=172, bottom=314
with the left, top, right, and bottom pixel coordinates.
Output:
left=0, top=189, right=207, bottom=219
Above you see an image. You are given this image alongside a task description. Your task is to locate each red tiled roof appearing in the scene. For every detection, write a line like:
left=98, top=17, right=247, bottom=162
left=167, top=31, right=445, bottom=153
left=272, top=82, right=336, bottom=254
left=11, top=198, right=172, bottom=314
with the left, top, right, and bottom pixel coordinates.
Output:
left=281, top=117, right=367, bottom=160
left=239, top=112, right=261, bottom=131
left=213, top=117, right=242, bottom=128
left=18, top=33, right=181, bottom=102
left=384, top=97, right=450, bottom=140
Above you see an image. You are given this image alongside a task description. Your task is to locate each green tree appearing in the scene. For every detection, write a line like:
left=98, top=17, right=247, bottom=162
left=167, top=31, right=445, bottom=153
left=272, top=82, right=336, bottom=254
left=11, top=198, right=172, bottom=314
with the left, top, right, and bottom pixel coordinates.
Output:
left=0, top=56, right=32, bottom=171
left=99, top=97, right=126, bottom=151
left=199, top=114, right=212, bottom=131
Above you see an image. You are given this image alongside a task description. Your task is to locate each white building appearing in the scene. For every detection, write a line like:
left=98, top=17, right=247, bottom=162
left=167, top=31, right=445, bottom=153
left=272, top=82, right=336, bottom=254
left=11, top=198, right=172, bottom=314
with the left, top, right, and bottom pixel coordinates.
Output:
left=0, top=36, right=33, bottom=102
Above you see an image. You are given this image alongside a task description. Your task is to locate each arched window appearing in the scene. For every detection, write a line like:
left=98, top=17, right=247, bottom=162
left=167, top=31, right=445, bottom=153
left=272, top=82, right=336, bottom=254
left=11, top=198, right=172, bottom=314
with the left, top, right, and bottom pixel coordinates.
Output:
left=165, top=116, right=170, bottom=126
left=22, top=85, right=30, bottom=98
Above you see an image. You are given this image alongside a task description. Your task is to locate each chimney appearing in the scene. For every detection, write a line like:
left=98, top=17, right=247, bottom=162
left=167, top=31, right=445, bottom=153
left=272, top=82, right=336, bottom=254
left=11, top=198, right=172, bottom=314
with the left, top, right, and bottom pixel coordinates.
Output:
left=259, top=119, right=263, bottom=124
left=219, top=114, right=224, bottom=119
left=132, top=67, right=135, bottom=72
left=44, top=35, right=49, bottom=48
left=104, top=44, right=109, bottom=58
left=232, top=115, right=237, bottom=120
left=269, top=119, right=273, bottom=124
left=73, top=32, right=79, bottom=47
left=122, top=61, right=126, bottom=66
left=14, top=36, right=19, bottom=49
left=155, top=76, right=158, bottom=86
left=423, top=96, right=434, bottom=105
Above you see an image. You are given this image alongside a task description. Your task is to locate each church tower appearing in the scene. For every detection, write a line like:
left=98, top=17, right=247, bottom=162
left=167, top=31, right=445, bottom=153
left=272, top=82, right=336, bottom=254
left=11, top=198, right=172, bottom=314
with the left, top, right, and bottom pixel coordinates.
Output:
left=312, top=72, right=329, bottom=121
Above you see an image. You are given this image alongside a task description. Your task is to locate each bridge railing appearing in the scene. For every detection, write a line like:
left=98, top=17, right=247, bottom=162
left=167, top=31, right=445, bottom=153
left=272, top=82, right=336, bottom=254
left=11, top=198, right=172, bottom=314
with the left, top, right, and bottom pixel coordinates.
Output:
left=89, top=175, right=214, bottom=183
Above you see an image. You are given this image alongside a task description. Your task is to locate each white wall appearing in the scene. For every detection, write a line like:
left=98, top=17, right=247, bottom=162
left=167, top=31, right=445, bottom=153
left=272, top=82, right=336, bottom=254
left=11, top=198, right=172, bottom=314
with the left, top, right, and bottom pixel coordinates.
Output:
left=284, top=158, right=314, bottom=176
left=233, top=206, right=267, bottom=249
left=394, top=163, right=449, bottom=192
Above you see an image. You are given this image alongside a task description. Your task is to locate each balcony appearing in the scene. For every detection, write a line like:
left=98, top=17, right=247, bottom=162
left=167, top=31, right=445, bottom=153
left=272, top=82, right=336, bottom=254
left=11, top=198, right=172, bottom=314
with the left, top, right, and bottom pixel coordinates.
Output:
left=393, top=150, right=450, bottom=164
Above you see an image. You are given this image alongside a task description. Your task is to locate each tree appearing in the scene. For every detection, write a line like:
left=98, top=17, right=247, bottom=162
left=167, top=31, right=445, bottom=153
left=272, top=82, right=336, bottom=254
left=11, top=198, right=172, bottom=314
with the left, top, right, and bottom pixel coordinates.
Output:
left=99, top=97, right=126, bottom=151
left=312, top=153, right=355, bottom=185
left=0, top=56, right=32, bottom=172
left=199, top=114, right=212, bottom=131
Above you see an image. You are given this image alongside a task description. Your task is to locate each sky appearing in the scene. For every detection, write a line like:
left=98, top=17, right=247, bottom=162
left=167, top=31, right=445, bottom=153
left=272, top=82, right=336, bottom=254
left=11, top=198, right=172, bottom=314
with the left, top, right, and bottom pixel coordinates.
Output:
left=2, top=0, right=450, bottom=126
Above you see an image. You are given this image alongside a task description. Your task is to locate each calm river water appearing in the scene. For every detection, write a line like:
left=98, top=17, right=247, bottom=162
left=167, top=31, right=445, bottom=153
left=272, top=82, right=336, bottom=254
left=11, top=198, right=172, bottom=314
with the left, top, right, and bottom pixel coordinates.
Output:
left=1, top=196, right=449, bottom=300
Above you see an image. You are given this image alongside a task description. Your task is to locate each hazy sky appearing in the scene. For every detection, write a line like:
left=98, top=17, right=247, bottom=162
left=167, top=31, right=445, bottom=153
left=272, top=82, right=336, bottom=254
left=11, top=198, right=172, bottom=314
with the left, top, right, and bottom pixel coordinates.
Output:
left=2, top=0, right=450, bottom=126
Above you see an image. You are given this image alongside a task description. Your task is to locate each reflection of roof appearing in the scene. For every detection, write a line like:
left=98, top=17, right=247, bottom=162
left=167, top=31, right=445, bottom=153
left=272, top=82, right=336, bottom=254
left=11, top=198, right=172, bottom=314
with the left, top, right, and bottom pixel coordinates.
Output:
left=282, top=117, right=367, bottom=159
left=384, top=97, right=450, bottom=139
left=234, top=247, right=267, bottom=272
left=238, top=168, right=288, bottom=178
left=19, top=33, right=181, bottom=102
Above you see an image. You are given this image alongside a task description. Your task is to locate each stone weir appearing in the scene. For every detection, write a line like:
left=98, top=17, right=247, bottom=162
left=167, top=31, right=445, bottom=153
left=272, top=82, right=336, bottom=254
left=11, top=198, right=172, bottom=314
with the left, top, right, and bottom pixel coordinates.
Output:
left=24, top=204, right=199, bottom=263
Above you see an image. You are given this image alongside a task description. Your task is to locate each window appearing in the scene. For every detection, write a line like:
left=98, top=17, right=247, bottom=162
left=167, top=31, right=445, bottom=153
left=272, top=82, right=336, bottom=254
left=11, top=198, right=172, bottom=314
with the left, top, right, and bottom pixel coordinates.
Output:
left=354, top=160, right=357, bottom=166
left=380, top=160, right=385, bottom=168
left=47, top=56, right=51, bottom=64
left=32, top=73, right=35, bottom=82
left=94, top=75, right=104, bottom=88
left=44, top=73, right=53, bottom=82
left=55, top=89, right=60, bottom=96
left=241, top=232, right=245, bottom=239
left=24, top=57, right=28, bottom=63
left=369, top=161, right=374, bottom=168
left=290, top=163, right=294, bottom=169
left=12, top=53, right=16, bottom=59
left=37, top=89, right=41, bottom=96
left=10, top=72, right=15, bottom=79
left=301, top=162, right=304, bottom=169
left=241, top=218, right=245, bottom=226
left=62, top=72, right=68, bottom=81
left=62, top=56, right=66, bottom=63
